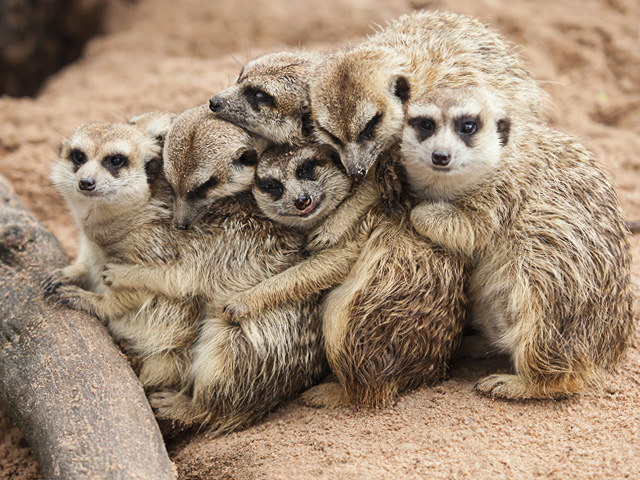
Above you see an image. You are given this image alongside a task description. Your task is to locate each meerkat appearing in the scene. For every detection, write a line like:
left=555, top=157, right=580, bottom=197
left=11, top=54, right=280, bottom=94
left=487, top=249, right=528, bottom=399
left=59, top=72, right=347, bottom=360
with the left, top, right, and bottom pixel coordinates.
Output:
left=83, top=105, right=326, bottom=435
left=223, top=141, right=468, bottom=408
left=209, top=51, right=321, bottom=145
left=43, top=121, right=201, bottom=391
left=160, top=104, right=267, bottom=230
left=400, top=86, right=636, bottom=399
left=310, top=10, right=545, bottom=182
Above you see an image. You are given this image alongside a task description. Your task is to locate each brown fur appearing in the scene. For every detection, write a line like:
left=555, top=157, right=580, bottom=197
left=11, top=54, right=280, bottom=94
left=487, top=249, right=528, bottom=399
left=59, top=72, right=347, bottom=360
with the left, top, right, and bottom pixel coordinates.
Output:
left=401, top=87, right=636, bottom=399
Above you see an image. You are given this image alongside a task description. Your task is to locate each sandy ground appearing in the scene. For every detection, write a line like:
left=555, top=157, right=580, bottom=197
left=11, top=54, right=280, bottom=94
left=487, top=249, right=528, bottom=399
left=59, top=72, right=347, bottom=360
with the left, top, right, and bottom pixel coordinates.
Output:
left=1, top=0, right=640, bottom=478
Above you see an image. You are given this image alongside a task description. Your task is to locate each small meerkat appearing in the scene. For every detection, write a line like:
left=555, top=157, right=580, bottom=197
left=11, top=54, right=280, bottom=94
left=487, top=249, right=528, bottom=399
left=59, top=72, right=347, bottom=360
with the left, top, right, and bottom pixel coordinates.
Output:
left=223, top=141, right=468, bottom=408
left=91, top=105, right=327, bottom=435
left=310, top=10, right=545, bottom=181
left=400, top=86, right=636, bottom=399
left=209, top=51, right=321, bottom=145
left=43, top=121, right=199, bottom=391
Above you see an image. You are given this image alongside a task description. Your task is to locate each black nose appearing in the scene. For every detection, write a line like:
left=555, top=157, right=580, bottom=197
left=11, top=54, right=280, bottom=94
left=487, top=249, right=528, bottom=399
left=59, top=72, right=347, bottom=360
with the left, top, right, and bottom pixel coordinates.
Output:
left=352, top=163, right=367, bottom=181
left=174, top=221, right=190, bottom=230
left=209, top=96, right=223, bottom=112
left=432, top=151, right=451, bottom=166
left=294, top=194, right=312, bottom=211
left=78, top=178, right=96, bottom=191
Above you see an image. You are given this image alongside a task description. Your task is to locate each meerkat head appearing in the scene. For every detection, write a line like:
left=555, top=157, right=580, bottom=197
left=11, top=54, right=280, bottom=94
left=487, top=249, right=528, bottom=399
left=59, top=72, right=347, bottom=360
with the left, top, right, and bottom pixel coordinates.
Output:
left=52, top=122, right=162, bottom=214
left=128, top=111, right=177, bottom=151
left=400, top=87, right=511, bottom=200
left=254, top=142, right=352, bottom=232
left=164, top=104, right=265, bottom=230
left=310, top=45, right=411, bottom=181
left=209, top=51, right=318, bottom=144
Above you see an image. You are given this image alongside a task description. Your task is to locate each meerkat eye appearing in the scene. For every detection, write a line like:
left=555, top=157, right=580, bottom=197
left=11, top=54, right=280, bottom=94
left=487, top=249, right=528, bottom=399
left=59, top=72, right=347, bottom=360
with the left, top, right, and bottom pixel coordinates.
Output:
left=189, top=176, right=219, bottom=200
left=256, top=178, right=284, bottom=199
left=296, top=160, right=319, bottom=181
left=358, top=113, right=383, bottom=142
left=69, top=149, right=87, bottom=166
left=459, top=121, right=477, bottom=135
left=108, top=154, right=129, bottom=168
left=246, top=88, right=275, bottom=107
left=408, top=117, right=436, bottom=140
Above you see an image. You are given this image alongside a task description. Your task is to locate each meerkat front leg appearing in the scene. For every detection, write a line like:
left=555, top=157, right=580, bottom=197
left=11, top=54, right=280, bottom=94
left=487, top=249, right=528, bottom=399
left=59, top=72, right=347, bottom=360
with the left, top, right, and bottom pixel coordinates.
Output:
left=304, top=176, right=378, bottom=252
left=410, top=201, right=476, bottom=257
left=102, top=262, right=205, bottom=299
left=45, top=284, right=135, bottom=324
left=222, top=243, right=358, bottom=322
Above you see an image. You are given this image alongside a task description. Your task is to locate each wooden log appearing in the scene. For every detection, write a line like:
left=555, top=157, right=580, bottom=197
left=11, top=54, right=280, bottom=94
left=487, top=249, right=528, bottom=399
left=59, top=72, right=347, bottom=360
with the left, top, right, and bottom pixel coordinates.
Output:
left=0, top=174, right=175, bottom=479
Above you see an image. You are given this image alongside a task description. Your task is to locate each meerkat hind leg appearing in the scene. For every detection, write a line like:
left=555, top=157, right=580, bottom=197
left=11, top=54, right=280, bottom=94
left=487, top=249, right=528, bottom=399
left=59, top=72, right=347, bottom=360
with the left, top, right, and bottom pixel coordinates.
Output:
left=300, top=382, right=350, bottom=409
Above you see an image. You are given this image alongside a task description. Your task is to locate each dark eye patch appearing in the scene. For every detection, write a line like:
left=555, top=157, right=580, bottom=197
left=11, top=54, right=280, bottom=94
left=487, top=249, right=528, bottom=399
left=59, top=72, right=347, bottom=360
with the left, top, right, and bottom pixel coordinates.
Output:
left=454, top=115, right=482, bottom=147
left=245, top=87, right=275, bottom=111
left=102, top=154, right=130, bottom=176
left=408, top=117, right=436, bottom=142
left=358, top=113, right=383, bottom=143
left=255, top=177, right=284, bottom=200
left=296, top=159, right=320, bottom=181
left=189, top=176, right=219, bottom=200
left=69, top=149, right=87, bottom=171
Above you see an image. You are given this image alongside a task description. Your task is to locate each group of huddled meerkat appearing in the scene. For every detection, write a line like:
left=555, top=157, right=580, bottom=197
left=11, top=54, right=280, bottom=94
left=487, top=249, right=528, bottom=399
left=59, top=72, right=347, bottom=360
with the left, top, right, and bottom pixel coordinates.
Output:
left=43, top=10, right=636, bottom=436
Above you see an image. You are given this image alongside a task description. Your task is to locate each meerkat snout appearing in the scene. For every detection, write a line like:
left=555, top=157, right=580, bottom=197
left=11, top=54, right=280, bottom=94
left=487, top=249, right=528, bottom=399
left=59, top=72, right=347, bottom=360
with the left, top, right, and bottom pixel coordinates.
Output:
left=78, top=177, right=96, bottom=191
left=294, top=194, right=312, bottom=211
left=431, top=150, right=451, bottom=167
left=208, top=95, right=224, bottom=113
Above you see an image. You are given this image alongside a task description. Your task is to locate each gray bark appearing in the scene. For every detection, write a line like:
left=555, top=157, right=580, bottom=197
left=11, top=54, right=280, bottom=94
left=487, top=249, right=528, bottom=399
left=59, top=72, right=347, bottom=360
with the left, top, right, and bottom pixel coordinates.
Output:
left=0, top=174, right=175, bottom=479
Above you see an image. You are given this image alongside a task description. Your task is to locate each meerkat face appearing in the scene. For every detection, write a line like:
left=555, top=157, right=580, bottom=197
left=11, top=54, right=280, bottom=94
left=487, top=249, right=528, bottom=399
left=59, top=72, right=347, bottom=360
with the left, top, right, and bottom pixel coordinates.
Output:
left=52, top=122, right=161, bottom=209
left=209, top=52, right=317, bottom=144
left=310, top=46, right=411, bottom=180
left=128, top=111, right=177, bottom=151
left=164, top=104, right=265, bottom=230
left=401, top=87, right=511, bottom=200
left=254, top=143, right=352, bottom=231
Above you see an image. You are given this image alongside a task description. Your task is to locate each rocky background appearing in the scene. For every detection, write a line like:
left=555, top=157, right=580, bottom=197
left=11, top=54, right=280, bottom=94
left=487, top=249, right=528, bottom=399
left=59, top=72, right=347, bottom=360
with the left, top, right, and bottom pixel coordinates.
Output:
left=1, top=0, right=639, bottom=478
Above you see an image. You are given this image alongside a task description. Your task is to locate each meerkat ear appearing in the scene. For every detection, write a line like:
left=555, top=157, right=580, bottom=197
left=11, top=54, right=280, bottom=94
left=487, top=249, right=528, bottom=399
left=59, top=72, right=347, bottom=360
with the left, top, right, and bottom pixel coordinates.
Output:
left=237, top=149, right=258, bottom=167
left=497, top=118, right=511, bottom=146
left=393, top=76, right=411, bottom=104
left=145, top=157, right=163, bottom=184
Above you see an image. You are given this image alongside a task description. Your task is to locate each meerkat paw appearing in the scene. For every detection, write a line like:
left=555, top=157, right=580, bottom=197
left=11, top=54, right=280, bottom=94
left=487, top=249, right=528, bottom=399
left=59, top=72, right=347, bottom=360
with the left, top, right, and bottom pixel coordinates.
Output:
left=221, top=292, right=256, bottom=324
left=149, top=390, right=201, bottom=424
left=304, top=226, right=345, bottom=253
left=42, top=268, right=73, bottom=296
left=300, top=382, right=349, bottom=409
left=474, top=374, right=538, bottom=400
left=45, top=284, right=97, bottom=315
left=100, top=263, right=133, bottom=289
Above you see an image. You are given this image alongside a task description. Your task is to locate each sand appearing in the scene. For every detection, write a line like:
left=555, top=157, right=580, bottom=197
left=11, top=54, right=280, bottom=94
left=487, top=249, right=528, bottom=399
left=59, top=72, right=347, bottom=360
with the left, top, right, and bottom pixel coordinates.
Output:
left=1, top=0, right=639, bottom=478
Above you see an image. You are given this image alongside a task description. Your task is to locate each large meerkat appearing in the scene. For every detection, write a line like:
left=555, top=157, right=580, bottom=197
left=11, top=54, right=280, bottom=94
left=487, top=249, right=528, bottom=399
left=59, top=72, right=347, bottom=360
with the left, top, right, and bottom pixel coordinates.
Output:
left=310, top=10, right=545, bottom=181
left=400, top=86, right=636, bottom=399
left=209, top=51, right=321, bottom=145
left=44, top=120, right=200, bottom=391
left=223, top=142, right=468, bottom=408
left=93, top=105, right=327, bottom=435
